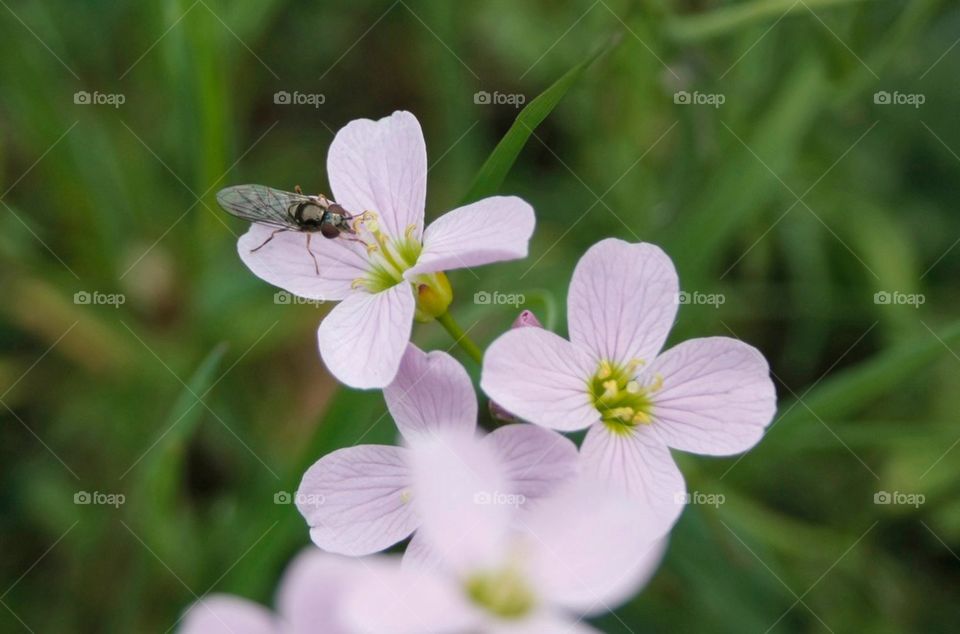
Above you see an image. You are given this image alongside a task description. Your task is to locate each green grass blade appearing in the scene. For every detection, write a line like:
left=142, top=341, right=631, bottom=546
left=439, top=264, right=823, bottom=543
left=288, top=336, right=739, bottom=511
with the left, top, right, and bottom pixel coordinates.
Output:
left=460, top=37, right=619, bottom=205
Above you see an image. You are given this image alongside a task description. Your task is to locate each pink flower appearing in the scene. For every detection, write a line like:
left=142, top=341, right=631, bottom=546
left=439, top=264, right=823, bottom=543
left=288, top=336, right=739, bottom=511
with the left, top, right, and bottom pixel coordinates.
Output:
left=238, top=111, right=535, bottom=388
left=481, top=238, right=777, bottom=526
left=295, top=344, right=578, bottom=556
left=178, top=549, right=357, bottom=633
left=339, top=435, right=667, bottom=633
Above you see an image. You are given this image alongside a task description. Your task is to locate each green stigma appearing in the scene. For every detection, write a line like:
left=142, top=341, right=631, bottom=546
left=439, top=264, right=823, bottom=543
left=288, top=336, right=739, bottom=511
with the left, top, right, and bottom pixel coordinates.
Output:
left=588, top=359, right=662, bottom=434
left=465, top=568, right=536, bottom=620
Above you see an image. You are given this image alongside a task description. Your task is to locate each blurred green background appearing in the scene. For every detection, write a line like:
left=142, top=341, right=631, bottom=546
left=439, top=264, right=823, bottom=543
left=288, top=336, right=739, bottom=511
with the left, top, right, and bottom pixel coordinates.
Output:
left=2, top=0, right=959, bottom=631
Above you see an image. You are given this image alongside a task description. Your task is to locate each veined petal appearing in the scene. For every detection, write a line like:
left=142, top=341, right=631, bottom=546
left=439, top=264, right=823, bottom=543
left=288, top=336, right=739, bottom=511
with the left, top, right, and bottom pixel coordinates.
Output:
left=179, top=596, right=278, bottom=634
left=401, top=529, right=446, bottom=573
left=579, top=423, right=686, bottom=532
left=482, top=424, right=579, bottom=504
left=524, top=478, right=667, bottom=616
left=237, top=224, right=368, bottom=301
left=342, top=557, right=480, bottom=634
left=384, top=345, right=477, bottom=443
left=567, top=239, right=679, bottom=366
left=481, top=328, right=599, bottom=432
left=646, top=337, right=777, bottom=456
left=327, top=111, right=426, bottom=241
left=277, top=549, right=357, bottom=633
left=296, top=445, right=418, bottom=556
left=317, top=283, right=415, bottom=389
left=405, top=196, right=535, bottom=277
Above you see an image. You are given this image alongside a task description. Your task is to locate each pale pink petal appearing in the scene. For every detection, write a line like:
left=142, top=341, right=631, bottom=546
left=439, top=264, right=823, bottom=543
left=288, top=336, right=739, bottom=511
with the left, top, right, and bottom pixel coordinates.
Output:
left=405, top=196, right=535, bottom=277
left=237, top=224, right=368, bottom=301
left=342, top=557, right=480, bottom=633
left=180, top=595, right=278, bottom=634
left=409, top=433, right=511, bottom=573
left=523, top=478, right=667, bottom=616
left=277, top=549, right=356, bottom=633
left=481, top=328, right=599, bottom=432
left=296, top=445, right=418, bottom=556
left=327, top=111, right=426, bottom=240
left=567, top=239, right=679, bottom=365
left=579, top=423, right=686, bottom=531
left=384, top=345, right=477, bottom=442
left=483, top=424, right=579, bottom=504
left=401, top=529, right=445, bottom=573
left=488, top=612, right=600, bottom=634
left=316, top=283, right=415, bottom=389
left=645, top=337, right=777, bottom=456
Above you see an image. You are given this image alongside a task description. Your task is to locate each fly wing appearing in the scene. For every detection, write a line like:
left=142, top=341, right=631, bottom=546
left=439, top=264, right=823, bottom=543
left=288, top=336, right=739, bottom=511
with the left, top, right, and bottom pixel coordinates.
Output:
left=216, top=184, right=306, bottom=229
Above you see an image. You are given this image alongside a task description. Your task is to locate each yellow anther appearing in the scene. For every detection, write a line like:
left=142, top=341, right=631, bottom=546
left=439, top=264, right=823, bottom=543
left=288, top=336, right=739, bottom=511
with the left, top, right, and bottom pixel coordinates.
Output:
left=365, top=243, right=379, bottom=255
left=648, top=374, right=664, bottom=393
left=351, top=278, right=368, bottom=290
left=597, top=360, right=613, bottom=380
left=601, top=380, right=619, bottom=400
left=625, top=380, right=640, bottom=394
left=632, top=410, right=652, bottom=424
left=609, top=407, right=635, bottom=422
left=404, top=224, right=417, bottom=239
left=624, top=358, right=646, bottom=375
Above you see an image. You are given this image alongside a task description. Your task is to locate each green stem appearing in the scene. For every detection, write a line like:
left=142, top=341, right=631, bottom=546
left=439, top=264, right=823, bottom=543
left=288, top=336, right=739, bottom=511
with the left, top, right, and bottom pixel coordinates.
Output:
left=436, top=311, right=484, bottom=365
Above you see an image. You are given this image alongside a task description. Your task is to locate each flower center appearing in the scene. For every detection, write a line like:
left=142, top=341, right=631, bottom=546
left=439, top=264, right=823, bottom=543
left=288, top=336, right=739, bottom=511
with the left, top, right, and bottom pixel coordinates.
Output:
left=464, top=567, right=536, bottom=620
left=588, top=359, right=662, bottom=433
left=352, top=215, right=422, bottom=293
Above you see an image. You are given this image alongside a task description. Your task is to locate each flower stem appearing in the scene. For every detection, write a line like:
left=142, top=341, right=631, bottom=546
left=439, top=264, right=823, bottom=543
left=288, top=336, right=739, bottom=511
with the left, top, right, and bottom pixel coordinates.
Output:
left=436, top=311, right=484, bottom=365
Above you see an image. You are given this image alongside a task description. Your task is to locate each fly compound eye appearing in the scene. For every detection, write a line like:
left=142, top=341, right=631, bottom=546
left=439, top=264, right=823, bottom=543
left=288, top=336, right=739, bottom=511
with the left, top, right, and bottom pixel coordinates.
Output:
left=320, top=223, right=340, bottom=239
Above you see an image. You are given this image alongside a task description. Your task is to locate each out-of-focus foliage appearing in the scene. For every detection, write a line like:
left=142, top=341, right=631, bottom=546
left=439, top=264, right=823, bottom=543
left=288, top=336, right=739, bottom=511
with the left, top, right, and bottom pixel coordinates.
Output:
left=1, top=0, right=958, bottom=631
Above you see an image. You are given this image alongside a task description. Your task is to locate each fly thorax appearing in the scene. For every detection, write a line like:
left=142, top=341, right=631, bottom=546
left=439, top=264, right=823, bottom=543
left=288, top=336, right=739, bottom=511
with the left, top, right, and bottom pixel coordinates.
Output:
left=464, top=567, right=536, bottom=620
left=588, top=359, right=663, bottom=433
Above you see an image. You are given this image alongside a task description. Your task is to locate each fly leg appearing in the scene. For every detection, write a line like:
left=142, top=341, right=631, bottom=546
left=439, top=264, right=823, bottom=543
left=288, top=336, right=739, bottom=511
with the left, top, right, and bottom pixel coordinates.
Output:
left=306, top=233, right=320, bottom=275
left=251, top=228, right=287, bottom=252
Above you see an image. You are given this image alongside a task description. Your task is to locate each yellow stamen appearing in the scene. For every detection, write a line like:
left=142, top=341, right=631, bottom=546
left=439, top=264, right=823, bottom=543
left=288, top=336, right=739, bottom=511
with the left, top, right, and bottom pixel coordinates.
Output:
left=601, top=380, right=619, bottom=400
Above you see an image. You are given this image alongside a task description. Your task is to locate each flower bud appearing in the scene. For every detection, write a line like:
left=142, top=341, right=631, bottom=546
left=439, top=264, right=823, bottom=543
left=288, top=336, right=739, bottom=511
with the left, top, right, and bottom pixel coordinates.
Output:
left=413, top=272, right=453, bottom=322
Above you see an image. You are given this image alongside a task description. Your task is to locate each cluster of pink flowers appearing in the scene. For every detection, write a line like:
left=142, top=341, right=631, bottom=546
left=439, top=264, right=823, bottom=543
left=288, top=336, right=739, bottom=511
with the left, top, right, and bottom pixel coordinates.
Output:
left=182, top=112, right=776, bottom=632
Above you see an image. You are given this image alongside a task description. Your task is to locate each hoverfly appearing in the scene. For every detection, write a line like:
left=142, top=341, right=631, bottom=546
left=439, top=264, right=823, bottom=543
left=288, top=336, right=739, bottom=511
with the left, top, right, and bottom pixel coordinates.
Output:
left=216, top=184, right=364, bottom=274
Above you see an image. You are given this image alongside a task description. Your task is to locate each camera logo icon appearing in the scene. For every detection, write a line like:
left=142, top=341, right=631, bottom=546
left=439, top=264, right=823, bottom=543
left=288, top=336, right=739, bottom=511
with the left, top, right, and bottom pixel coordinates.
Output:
left=74, top=291, right=91, bottom=304
left=274, top=90, right=292, bottom=105
left=874, top=491, right=892, bottom=504
left=874, top=291, right=891, bottom=304
left=74, top=491, right=92, bottom=504
left=873, top=91, right=891, bottom=105
left=474, top=291, right=491, bottom=304
left=74, top=91, right=91, bottom=105
left=674, top=91, right=691, bottom=104
left=274, top=491, right=292, bottom=504
left=474, top=90, right=491, bottom=105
